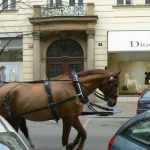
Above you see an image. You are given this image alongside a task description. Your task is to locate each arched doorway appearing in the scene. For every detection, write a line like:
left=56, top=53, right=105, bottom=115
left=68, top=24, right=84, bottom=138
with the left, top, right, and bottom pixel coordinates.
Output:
left=46, top=39, right=84, bottom=78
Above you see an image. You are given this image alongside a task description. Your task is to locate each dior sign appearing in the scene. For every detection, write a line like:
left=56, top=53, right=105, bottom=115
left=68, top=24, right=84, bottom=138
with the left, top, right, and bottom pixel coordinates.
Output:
left=108, top=31, right=150, bottom=52
left=130, top=41, right=150, bottom=48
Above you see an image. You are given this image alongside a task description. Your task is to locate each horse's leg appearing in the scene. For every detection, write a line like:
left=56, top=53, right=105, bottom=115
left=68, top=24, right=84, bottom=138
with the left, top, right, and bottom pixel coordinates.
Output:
left=62, top=118, right=72, bottom=150
left=68, top=117, right=87, bottom=150
left=6, top=117, right=20, bottom=132
left=20, top=118, right=35, bottom=149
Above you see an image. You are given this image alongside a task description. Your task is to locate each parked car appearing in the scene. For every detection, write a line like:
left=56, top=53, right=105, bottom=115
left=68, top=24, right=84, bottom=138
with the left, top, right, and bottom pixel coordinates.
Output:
left=0, top=115, right=30, bottom=150
left=108, top=110, right=150, bottom=150
left=137, top=88, right=150, bottom=114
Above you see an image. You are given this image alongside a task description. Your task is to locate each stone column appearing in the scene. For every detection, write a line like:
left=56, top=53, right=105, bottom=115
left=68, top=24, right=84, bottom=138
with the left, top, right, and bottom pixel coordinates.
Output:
left=33, top=32, right=41, bottom=80
left=86, top=29, right=95, bottom=69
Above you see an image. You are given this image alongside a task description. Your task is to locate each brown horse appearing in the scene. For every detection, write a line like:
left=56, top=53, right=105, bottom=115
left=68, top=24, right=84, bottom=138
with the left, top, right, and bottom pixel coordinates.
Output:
left=0, top=69, right=120, bottom=150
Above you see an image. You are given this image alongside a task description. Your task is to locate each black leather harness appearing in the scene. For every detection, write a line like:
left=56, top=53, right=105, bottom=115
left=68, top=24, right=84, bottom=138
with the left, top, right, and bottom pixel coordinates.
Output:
left=44, top=79, right=59, bottom=122
left=71, top=71, right=89, bottom=104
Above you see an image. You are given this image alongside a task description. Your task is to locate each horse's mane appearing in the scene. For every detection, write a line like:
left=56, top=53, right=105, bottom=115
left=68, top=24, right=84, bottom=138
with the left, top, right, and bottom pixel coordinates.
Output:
left=52, top=72, right=70, bottom=80
left=78, top=69, right=113, bottom=77
left=53, top=69, right=114, bottom=80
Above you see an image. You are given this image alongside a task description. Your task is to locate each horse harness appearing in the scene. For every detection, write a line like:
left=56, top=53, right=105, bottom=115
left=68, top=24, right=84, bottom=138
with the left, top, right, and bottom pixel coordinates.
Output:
left=43, top=71, right=89, bottom=122
left=0, top=71, right=88, bottom=121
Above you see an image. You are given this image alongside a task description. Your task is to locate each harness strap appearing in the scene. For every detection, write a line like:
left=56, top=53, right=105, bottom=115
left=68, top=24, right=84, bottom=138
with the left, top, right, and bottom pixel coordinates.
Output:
left=71, top=71, right=88, bottom=104
left=44, top=79, right=59, bottom=122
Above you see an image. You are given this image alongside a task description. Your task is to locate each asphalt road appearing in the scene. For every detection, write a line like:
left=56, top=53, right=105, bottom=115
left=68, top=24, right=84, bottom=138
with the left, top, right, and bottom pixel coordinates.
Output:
left=19, top=116, right=129, bottom=150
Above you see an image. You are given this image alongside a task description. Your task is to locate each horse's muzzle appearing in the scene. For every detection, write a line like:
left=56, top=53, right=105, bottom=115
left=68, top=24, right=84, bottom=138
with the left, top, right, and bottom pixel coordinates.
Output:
left=107, top=99, right=117, bottom=107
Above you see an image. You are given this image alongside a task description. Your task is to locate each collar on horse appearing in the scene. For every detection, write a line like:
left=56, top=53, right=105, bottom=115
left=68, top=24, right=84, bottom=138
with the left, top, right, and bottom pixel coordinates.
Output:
left=44, top=78, right=60, bottom=122
left=71, top=71, right=89, bottom=104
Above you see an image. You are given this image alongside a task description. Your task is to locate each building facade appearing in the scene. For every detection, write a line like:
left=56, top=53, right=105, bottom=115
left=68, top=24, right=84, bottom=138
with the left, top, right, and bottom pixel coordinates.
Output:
left=1, top=0, right=150, bottom=93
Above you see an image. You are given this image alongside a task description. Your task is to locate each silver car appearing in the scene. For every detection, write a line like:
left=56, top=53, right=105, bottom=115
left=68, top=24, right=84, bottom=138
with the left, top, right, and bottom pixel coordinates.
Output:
left=108, top=110, right=150, bottom=150
left=137, top=88, right=150, bottom=114
left=0, top=116, right=30, bottom=150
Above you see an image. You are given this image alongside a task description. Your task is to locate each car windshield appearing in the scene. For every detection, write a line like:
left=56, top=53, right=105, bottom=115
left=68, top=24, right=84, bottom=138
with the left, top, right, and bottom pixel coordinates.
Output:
left=143, top=90, right=150, bottom=98
left=0, top=132, right=27, bottom=150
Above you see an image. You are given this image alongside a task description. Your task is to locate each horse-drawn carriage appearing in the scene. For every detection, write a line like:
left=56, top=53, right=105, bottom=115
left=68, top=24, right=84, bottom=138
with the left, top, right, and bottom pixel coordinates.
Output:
left=0, top=69, right=120, bottom=150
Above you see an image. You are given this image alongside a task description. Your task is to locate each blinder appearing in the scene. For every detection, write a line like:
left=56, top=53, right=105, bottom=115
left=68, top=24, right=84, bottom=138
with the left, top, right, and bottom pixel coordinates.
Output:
left=102, top=75, right=119, bottom=103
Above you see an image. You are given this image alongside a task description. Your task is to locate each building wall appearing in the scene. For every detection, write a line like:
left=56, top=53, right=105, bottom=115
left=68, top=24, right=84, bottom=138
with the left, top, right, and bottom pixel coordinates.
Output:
left=0, top=0, right=44, bottom=81
left=1, top=0, right=150, bottom=81
left=90, top=0, right=150, bottom=92
left=89, top=0, right=150, bottom=69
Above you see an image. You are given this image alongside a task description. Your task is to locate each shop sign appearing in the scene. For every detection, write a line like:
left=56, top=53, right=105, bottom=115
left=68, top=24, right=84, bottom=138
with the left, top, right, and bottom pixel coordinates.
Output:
left=108, top=31, right=150, bottom=52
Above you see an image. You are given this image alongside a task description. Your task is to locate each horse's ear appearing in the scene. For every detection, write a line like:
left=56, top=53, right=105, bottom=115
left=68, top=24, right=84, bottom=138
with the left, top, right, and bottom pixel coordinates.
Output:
left=115, top=70, right=121, bottom=76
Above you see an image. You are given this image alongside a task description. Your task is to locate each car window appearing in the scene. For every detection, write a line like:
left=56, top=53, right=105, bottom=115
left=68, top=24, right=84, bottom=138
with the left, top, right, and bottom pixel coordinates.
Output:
left=123, top=120, right=150, bottom=147
left=0, top=132, right=27, bottom=150
left=143, top=91, right=150, bottom=98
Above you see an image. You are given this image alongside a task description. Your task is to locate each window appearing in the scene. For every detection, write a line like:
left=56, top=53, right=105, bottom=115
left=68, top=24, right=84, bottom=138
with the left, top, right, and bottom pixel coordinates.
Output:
left=78, top=0, right=83, bottom=6
left=123, top=120, right=150, bottom=147
left=2, top=0, right=8, bottom=9
left=2, top=0, right=16, bottom=10
left=0, top=36, right=23, bottom=62
left=56, top=0, right=62, bottom=6
left=69, top=0, right=75, bottom=6
left=145, top=0, right=150, bottom=4
left=117, top=0, right=132, bottom=5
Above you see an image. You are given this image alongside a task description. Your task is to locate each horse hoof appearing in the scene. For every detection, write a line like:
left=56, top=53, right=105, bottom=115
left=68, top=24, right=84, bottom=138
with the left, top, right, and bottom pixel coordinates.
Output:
left=66, top=144, right=74, bottom=150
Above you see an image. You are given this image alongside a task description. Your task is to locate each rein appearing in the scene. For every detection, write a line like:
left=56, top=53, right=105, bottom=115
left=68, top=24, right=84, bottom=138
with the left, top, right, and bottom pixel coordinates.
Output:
left=11, top=94, right=83, bottom=119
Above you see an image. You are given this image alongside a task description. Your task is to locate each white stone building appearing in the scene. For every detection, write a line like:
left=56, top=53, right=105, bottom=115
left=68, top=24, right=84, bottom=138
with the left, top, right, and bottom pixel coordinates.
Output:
left=1, top=0, right=150, bottom=93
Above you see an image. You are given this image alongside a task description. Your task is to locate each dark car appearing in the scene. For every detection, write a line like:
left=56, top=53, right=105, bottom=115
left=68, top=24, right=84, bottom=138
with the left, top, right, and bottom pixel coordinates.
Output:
left=137, top=88, right=150, bottom=114
left=108, top=110, right=150, bottom=150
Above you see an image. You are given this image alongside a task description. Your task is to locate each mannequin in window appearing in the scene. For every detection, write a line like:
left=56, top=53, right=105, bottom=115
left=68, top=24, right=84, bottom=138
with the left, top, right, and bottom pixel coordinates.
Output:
left=0, top=65, right=6, bottom=82
left=145, top=68, right=150, bottom=84
left=124, top=73, right=141, bottom=93
left=9, top=69, right=16, bottom=82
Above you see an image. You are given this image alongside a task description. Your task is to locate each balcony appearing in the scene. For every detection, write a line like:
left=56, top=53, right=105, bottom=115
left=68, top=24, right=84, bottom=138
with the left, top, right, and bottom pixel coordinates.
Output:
left=29, top=3, right=97, bottom=32
left=33, top=3, right=95, bottom=17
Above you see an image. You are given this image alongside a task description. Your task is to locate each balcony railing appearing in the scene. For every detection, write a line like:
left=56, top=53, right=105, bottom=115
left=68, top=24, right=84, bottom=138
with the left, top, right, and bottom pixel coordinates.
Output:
left=41, top=3, right=87, bottom=16
left=33, top=3, right=94, bottom=17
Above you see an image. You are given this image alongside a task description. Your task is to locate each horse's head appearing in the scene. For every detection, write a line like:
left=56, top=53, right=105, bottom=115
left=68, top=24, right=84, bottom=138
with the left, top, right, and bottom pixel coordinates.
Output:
left=99, top=72, right=120, bottom=107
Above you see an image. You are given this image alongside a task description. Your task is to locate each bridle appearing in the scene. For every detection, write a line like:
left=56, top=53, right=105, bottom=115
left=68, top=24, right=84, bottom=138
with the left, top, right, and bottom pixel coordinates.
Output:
left=80, top=76, right=119, bottom=103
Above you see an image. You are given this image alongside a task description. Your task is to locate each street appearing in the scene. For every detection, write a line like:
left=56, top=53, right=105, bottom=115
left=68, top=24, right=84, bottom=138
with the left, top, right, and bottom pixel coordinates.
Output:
left=19, top=117, right=128, bottom=150
left=19, top=100, right=137, bottom=150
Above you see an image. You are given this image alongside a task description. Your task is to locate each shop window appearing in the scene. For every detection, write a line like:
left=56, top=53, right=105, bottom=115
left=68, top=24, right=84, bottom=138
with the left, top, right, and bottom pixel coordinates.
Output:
left=145, top=0, right=150, bottom=4
left=0, top=50, right=23, bottom=62
left=2, top=0, right=16, bottom=10
left=0, top=36, right=23, bottom=62
left=117, top=0, right=132, bottom=5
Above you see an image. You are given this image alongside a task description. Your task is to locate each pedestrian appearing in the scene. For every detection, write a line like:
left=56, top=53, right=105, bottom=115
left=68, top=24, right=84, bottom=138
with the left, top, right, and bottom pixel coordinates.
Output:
left=0, top=65, right=6, bottom=82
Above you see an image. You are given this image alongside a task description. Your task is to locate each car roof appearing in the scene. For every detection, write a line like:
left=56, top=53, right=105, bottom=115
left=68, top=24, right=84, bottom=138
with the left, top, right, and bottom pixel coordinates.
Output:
left=117, top=110, right=150, bottom=134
